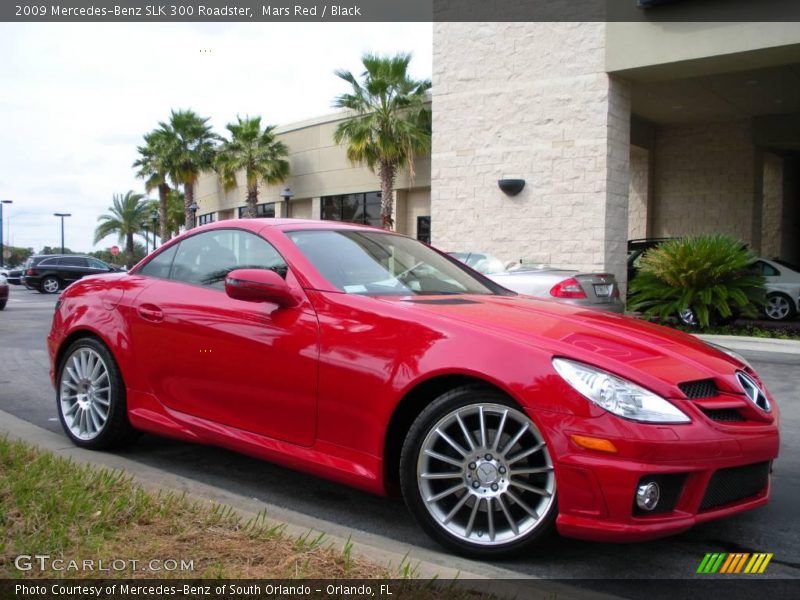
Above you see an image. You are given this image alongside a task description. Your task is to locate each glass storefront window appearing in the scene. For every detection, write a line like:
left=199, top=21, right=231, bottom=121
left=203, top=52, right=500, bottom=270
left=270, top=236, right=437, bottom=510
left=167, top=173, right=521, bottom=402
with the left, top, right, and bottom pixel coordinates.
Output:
left=238, top=202, right=276, bottom=218
left=321, top=192, right=381, bottom=227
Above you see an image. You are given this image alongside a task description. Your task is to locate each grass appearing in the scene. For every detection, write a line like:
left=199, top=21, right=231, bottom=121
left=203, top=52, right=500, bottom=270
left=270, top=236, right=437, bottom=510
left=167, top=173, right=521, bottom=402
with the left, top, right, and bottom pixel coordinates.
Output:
left=0, top=436, right=438, bottom=583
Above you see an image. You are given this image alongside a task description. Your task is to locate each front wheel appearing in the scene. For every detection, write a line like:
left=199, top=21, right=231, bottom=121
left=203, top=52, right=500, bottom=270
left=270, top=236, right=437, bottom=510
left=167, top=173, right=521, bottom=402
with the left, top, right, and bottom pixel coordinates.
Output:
left=764, top=293, right=796, bottom=321
left=56, top=337, right=138, bottom=449
left=400, top=386, right=557, bottom=559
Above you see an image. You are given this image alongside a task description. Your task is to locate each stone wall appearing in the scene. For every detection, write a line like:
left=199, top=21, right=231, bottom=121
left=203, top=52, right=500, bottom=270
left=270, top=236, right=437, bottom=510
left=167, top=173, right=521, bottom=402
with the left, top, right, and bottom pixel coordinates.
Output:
left=651, top=120, right=755, bottom=244
left=628, top=146, right=650, bottom=239
left=432, top=22, right=630, bottom=282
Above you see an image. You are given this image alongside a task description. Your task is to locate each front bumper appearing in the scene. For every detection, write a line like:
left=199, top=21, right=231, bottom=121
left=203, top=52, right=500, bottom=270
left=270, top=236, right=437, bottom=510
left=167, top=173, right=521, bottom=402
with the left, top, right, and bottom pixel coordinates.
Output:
left=533, top=409, right=779, bottom=542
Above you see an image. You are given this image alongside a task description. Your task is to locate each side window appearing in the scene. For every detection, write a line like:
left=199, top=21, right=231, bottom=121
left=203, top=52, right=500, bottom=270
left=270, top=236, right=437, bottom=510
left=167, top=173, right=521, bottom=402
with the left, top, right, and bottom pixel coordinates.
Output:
left=139, top=245, right=178, bottom=280
left=169, top=229, right=287, bottom=290
left=88, top=258, right=109, bottom=270
left=39, top=258, right=59, bottom=267
left=759, top=261, right=780, bottom=277
left=60, top=257, right=88, bottom=267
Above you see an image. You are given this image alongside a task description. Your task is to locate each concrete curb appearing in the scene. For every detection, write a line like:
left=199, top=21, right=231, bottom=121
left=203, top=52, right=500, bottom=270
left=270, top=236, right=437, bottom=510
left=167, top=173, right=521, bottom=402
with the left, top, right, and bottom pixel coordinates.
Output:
left=0, top=408, right=619, bottom=600
left=695, top=334, right=800, bottom=355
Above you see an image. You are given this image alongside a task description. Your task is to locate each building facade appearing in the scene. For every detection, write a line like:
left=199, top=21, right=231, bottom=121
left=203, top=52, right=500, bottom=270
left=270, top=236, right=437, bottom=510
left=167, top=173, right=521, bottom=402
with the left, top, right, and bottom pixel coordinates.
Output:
left=197, top=22, right=800, bottom=290
left=194, top=110, right=432, bottom=242
left=433, top=21, right=800, bottom=286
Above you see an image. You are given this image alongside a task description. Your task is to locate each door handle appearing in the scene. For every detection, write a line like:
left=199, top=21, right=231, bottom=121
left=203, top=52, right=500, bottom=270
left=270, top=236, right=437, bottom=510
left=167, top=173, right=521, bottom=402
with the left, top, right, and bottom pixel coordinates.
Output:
left=137, top=303, right=164, bottom=323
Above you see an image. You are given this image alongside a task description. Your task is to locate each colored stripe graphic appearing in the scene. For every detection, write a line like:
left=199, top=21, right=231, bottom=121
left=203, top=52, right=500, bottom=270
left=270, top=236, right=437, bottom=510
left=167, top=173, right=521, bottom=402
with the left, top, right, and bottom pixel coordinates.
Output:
left=698, top=553, right=774, bottom=574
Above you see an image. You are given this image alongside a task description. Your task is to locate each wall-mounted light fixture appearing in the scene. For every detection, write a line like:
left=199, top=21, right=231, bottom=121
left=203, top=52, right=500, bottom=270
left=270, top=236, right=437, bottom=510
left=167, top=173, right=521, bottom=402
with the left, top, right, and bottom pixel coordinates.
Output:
left=498, top=179, right=525, bottom=196
left=280, top=187, right=294, bottom=202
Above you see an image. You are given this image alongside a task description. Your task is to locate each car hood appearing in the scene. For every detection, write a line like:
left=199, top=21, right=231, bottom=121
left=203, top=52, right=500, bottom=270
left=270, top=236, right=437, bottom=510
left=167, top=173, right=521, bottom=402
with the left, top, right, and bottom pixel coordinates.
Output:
left=380, top=294, right=742, bottom=392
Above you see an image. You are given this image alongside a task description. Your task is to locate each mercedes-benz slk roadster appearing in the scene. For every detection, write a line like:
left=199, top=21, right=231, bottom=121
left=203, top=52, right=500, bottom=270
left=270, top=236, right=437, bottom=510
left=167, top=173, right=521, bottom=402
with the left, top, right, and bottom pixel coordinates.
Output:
left=48, top=220, right=780, bottom=558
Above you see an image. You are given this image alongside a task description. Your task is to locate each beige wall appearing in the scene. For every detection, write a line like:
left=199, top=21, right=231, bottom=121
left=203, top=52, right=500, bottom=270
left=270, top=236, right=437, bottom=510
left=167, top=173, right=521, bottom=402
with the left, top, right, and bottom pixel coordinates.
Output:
left=761, top=152, right=784, bottom=258
left=628, top=146, right=650, bottom=239
left=432, top=22, right=631, bottom=282
left=651, top=120, right=756, bottom=242
left=607, top=23, right=800, bottom=80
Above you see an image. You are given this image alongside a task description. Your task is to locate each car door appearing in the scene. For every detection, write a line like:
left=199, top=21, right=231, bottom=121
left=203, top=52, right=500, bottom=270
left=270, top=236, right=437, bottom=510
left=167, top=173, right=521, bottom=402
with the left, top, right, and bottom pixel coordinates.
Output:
left=129, top=228, right=319, bottom=447
left=58, top=256, right=89, bottom=285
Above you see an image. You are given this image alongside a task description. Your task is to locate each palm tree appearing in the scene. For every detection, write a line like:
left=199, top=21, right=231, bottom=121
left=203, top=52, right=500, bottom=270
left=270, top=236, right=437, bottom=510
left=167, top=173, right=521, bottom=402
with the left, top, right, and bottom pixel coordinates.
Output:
left=157, top=109, right=218, bottom=229
left=216, top=116, right=290, bottom=218
left=133, top=129, right=172, bottom=243
left=94, top=191, right=150, bottom=267
left=333, top=53, right=431, bottom=229
left=166, top=189, right=185, bottom=238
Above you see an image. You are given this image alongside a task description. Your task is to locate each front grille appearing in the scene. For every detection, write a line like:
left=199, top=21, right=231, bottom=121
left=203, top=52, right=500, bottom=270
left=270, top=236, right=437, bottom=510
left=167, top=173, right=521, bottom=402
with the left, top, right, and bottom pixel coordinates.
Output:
left=700, top=408, right=746, bottom=422
left=679, top=379, right=718, bottom=399
left=700, top=462, right=770, bottom=511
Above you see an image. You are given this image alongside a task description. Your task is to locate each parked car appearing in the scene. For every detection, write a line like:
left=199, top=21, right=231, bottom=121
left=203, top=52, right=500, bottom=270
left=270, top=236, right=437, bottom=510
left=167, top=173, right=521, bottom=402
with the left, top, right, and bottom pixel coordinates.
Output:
left=752, top=258, right=800, bottom=321
left=49, top=220, right=779, bottom=558
left=24, top=254, right=119, bottom=294
left=5, top=267, right=24, bottom=285
left=450, top=251, right=623, bottom=313
left=0, top=274, right=8, bottom=310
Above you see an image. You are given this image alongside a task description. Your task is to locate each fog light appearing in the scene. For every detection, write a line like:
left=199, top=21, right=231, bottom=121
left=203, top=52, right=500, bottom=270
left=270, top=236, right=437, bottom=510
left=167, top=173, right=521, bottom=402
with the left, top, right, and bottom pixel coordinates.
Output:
left=636, top=482, right=660, bottom=511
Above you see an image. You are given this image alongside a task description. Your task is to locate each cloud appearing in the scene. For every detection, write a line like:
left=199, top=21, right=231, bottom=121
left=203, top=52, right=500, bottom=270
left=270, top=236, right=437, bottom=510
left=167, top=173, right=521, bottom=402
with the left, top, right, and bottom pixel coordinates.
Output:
left=0, top=22, right=433, bottom=252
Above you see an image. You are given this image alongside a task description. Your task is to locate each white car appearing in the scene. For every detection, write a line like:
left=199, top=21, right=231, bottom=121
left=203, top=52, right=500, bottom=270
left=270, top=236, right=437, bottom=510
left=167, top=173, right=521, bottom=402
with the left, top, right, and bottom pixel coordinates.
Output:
left=754, top=258, right=800, bottom=321
left=449, top=252, right=624, bottom=313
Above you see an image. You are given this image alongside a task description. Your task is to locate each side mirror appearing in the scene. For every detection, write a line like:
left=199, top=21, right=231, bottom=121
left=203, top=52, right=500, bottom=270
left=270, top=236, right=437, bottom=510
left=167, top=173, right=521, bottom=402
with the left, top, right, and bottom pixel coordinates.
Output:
left=225, top=268, right=300, bottom=307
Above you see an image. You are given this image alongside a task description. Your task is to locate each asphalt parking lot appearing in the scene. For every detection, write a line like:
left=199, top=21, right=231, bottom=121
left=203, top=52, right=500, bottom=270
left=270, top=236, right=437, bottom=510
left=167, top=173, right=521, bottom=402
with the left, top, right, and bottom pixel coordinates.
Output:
left=1, top=284, right=799, bottom=583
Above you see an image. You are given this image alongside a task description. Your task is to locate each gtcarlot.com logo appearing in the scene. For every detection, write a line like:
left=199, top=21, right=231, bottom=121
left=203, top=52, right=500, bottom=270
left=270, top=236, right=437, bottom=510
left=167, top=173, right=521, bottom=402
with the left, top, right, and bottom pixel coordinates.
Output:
left=697, top=553, right=773, bottom=574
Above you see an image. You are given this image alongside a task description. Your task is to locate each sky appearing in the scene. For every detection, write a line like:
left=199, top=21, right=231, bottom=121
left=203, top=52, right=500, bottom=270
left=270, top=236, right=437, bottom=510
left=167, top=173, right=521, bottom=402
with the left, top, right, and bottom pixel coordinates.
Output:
left=0, top=22, right=432, bottom=255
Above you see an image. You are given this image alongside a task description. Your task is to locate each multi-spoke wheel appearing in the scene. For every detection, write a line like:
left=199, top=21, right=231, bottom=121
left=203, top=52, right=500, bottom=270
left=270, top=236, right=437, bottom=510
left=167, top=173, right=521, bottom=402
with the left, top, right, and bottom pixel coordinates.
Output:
left=400, top=386, right=557, bottom=558
left=56, top=337, right=137, bottom=449
left=764, top=293, right=796, bottom=321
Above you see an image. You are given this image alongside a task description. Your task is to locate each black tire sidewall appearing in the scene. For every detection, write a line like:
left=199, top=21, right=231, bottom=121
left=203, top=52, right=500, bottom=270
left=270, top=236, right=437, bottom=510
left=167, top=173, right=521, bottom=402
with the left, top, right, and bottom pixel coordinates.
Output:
left=399, top=385, right=557, bottom=559
left=56, top=337, right=134, bottom=450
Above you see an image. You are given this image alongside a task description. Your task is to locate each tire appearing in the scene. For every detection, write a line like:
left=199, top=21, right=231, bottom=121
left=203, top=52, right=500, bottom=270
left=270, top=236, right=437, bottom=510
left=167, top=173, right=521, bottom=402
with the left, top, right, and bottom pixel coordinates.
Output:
left=41, top=276, right=61, bottom=294
left=400, top=385, right=557, bottom=559
left=56, top=337, right=138, bottom=450
left=764, top=293, right=797, bottom=322
left=0, top=299, right=6, bottom=310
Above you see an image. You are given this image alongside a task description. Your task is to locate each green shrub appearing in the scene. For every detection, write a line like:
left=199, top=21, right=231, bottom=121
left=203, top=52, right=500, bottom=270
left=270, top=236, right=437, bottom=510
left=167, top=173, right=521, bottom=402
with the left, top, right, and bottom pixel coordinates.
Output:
left=628, top=235, right=766, bottom=329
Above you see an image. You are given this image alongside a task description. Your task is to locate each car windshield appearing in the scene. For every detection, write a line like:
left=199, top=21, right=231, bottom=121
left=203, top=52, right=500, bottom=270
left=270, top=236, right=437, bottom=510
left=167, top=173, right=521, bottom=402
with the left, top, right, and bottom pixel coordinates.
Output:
left=288, top=230, right=501, bottom=296
left=449, top=252, right=507, bottom=275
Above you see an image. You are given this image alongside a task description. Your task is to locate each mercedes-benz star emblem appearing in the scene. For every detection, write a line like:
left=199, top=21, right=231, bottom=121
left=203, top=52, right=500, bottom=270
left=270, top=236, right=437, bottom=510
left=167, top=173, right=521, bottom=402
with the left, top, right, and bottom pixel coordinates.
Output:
left=736, top=371, right=771, bottom=412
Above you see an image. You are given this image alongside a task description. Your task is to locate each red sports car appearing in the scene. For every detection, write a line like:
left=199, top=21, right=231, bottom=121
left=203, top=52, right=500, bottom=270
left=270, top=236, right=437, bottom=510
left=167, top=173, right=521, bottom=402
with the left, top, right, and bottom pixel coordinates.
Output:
left=48, top=220, right=780, bottom=558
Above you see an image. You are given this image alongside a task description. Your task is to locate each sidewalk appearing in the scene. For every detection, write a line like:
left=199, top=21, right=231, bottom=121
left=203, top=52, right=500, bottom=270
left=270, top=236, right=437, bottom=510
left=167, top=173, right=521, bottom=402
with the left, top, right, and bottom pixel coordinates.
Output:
left=695, top=334, right=800, bottom=355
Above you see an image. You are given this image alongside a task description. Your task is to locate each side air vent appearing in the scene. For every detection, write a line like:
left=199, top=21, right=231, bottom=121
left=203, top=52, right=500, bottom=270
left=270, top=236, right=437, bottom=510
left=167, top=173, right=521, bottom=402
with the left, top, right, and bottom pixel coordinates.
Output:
left=678, top=379, right=718, bottom=399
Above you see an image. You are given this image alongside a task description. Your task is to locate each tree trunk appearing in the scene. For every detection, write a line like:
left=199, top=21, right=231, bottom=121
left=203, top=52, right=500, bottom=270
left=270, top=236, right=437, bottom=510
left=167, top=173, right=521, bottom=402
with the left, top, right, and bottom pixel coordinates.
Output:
left=184, top=183, right=195, bottom=230
left=158, top=183, right=170, bottom=243
left=378, top=161, right=396, bottom=230
left=246, top=184, right=258, bottom=218
left=125, top=232, right=134, bottom=269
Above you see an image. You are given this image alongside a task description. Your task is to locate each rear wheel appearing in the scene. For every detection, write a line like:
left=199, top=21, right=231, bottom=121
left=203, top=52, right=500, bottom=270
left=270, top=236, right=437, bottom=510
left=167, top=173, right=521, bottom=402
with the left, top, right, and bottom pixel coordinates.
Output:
left=41, top=276, right=61, bottom=294
left=764, top=293, right=796, bottom=321
left=400, top=386, right=557, bottom=559
left=56, top=337, right=138, bottom=449
left=0, top=299, right=6, bottom=310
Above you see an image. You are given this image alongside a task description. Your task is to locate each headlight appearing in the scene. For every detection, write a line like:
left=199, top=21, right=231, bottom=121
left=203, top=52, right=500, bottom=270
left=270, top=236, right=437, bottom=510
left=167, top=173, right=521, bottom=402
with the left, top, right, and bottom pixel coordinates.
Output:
left=704, top=341, right=752, bottom=370
left=552, top=358, right=690, bottom=424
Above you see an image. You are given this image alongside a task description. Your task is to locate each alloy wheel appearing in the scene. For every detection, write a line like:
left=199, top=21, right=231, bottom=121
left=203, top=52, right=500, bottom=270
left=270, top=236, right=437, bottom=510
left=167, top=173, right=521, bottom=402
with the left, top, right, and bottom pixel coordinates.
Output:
left=416, top=403, right=556, bottom=546
left=59, top=347, right=111, bottom=440
left=42, top=277, right=60, bottom=294
left=765, top=295, right=792, bottom=321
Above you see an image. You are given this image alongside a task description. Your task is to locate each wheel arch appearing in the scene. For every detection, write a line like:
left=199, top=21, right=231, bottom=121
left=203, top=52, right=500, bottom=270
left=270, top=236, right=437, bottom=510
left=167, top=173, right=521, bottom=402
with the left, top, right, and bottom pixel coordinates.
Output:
left=382, top=373, right=522, bottom=496
left=55, top=328, right=114, bottom=374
